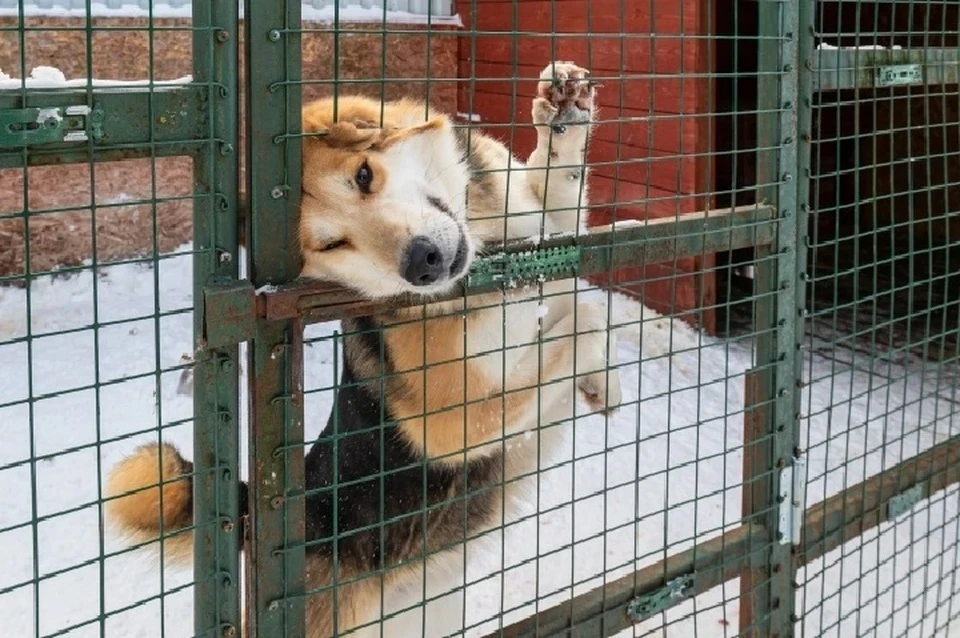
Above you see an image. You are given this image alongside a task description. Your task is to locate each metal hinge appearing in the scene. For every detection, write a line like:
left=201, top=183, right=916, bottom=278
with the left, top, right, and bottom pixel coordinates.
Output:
left=0, top=105, right=104, bottom=149
left=626, top=573, right=694, bottom=621
left=777, top=455, right=807, bottom=545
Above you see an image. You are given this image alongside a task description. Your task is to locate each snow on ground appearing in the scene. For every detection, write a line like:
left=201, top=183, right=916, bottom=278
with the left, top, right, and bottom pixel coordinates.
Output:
left=0, top=247, right=958, bottom=637
left=0, top=66, right=193, bottom=90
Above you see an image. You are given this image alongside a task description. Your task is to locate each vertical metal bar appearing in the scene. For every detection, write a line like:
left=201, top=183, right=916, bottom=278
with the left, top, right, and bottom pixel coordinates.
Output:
left=244, top=0, right=305, bottom=633
left=792, top=0, right=815, bottom=632
left=192, top=0, right=242, bottom=633
left=740, top=0, right=803, bottom=636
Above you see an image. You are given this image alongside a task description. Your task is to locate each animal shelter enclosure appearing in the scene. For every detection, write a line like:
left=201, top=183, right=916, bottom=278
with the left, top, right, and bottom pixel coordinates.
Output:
left=1, top=0, right=959, bottom=637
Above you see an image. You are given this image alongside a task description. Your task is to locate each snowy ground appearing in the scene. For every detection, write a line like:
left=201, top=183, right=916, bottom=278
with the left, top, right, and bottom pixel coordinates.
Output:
left=1, top=246, right=959, bottom=637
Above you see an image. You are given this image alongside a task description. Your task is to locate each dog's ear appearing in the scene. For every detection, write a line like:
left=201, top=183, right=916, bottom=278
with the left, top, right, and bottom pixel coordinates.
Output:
left=302, top=101, right=445, bottom=151
left=323, top=121, right=385, bottom=150
left=372, top=117, right=446, bottom=151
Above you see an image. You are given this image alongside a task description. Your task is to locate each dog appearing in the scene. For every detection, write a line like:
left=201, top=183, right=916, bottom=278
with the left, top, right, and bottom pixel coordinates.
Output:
left=105, top=60, right=622, bottom=638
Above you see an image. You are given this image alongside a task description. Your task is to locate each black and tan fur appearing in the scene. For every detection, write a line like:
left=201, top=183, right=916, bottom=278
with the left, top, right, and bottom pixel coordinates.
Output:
left=106, top=61, right=622, bottom=637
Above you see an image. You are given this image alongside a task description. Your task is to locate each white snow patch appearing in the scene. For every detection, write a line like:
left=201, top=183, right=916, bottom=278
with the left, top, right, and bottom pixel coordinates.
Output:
left=254, top=284, right=278, bottom=296
left=0, top=66, right=193, bottom=90
left=817, top=41, right=904, bottom=50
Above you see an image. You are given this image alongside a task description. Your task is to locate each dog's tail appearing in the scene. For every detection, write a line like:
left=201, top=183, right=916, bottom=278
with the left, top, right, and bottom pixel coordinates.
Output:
left=105, top=442, right=200, bottom=565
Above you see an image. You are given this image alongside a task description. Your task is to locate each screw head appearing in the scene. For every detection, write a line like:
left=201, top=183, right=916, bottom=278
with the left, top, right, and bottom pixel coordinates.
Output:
left=217, top=30, right=230, bottom=42
left=268, top=29, right=281, bottom=41
left=222, top=625, right=236, bottom=637
left=271, top=186, right=285, bottom=199
left=222, top=520, right=235, bottom=533
left=270, top=496, right=284, bottom=509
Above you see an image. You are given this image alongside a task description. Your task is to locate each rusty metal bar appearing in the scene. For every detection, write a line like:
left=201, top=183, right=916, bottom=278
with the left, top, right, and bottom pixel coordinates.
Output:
left=259, top=204, right=777, bottom=324
left=739, top=368, right=775, bottom=636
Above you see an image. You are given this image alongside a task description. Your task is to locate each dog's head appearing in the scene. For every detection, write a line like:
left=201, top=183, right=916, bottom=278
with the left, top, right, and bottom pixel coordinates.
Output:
left=299, top=96, right=474, bottom=299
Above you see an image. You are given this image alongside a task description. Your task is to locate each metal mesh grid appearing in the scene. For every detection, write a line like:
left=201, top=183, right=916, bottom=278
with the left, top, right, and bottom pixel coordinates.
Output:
left=798, top=1, right=960, bottom=637
left=258, top=1, right=788, bottom=637
left=0, top=0, right=238, bottom=634
left=2, top=0, right=958, bottom=636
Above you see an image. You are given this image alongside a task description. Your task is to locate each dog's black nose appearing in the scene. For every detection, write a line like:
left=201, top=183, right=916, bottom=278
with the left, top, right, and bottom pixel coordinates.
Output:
left=403, top=237, right=446, bottom=286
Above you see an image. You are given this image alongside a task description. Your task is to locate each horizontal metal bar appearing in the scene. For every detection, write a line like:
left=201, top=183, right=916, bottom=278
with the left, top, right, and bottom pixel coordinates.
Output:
left=0, top=84, right=208, bottom=168
left=259, top=204, right=776, bottom=324
left=798, top=432, right=960, bottom=566
left=484, top=525, right=767, bottom=638
left=813, top=47, right=960, bottom=91
left=495, top=432, right=960, bottom=637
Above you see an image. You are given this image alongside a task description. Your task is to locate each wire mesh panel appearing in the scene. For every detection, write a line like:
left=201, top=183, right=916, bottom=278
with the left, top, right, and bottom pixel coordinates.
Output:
left=0, top=0, right=241, bottom=635
left=10, top=0, right=960, bottom=636
left=798, top=1, right=960, bottom=637
left=243, top=0, right=796, bottom=637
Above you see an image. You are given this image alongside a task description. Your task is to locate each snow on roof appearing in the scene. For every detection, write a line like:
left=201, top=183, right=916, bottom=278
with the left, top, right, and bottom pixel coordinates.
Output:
left=0, top=0, right=461, bottom=24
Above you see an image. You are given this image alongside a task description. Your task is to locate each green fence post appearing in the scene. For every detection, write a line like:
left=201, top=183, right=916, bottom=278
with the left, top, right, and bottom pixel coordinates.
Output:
left=192, top=0, right=242, bottom=633
left=244, top=0, right=306, bottom=635
left=741, top=1, right=804, bottom=637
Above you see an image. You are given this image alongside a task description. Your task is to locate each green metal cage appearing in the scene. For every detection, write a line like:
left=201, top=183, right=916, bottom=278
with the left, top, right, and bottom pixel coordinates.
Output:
left=0, top=0, right=958, bottom=636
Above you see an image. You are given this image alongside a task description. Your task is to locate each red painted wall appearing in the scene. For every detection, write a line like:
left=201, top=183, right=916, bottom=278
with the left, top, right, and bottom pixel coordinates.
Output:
left=456, top=0, right=717, bottom=332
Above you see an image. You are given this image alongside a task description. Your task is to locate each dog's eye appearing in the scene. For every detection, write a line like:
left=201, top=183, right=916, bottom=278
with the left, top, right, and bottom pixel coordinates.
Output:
left=355, top=162, right=373, bottom=193
left=320, top=239, right=348, bottom=252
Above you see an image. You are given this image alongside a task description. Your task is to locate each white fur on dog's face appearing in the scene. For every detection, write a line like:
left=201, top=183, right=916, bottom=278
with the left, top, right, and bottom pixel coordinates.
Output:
left=299, top=101, right=474, bottom=299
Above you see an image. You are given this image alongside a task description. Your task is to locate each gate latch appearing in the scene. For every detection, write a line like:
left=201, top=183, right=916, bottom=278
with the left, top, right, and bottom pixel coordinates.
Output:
left=0, top=105, right=104, bottom=149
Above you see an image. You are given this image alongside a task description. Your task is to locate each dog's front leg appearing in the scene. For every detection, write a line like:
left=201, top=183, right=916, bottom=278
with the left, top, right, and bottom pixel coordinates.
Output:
left=526, top=61, right=597, bottom=237
left=509, top=302, right=622, bottom=427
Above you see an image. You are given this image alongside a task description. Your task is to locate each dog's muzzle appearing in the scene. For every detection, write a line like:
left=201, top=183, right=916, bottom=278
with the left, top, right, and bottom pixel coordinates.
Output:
left=402, top=235, right=470, bottom=287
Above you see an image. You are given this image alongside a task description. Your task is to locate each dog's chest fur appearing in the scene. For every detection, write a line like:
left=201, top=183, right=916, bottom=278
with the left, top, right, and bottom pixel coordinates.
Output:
left=302, top=316, right=505, bottom=576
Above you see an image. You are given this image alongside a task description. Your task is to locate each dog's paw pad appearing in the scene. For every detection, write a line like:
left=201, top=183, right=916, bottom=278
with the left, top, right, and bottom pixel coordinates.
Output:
left=533, top=61, right=597, bottom=128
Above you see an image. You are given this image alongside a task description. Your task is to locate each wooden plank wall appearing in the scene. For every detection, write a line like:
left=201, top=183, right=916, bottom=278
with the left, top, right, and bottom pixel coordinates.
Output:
left=456, top=0, right=717, bottom=332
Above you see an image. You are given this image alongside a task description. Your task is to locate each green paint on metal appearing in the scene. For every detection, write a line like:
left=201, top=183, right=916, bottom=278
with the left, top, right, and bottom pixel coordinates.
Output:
left=244, top=0, right=306, bottom=633
left=0, top=105, right=103, bottom=148
left=468, top=245, right=581, bottom=288
left=192, top=0, right=242, bottom=633
left=202, top=280, right=257, bottom=350
left=259, top=205, right=777, bottom=325
left=626, top=574, right=695, bottom=621
left=887, top=484, right=926, bottom=520
left=0, top=87, right=208, bottom=168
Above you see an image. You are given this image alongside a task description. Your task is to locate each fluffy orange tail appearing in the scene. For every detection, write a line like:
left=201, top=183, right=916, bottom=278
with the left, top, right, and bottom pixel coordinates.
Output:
left=105, top=443, right=195, bottom=565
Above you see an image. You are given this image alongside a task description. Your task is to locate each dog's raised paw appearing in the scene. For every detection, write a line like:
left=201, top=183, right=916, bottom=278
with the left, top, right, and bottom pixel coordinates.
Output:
left=533, top=61, right=597, bottom=129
